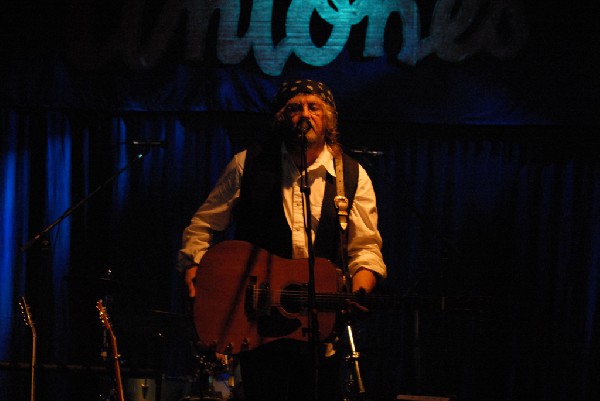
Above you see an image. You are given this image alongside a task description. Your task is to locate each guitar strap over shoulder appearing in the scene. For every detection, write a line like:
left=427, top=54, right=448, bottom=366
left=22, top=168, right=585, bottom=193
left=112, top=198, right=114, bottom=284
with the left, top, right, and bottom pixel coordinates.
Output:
left=334, top=156, right=349, bottom=232
left=334, top=155, right=352, bottom=291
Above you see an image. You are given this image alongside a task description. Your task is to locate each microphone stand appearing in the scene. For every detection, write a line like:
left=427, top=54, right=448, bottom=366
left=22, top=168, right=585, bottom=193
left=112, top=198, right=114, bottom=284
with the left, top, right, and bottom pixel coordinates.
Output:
left=298, top=125, right=320, bottom=401
left=21, top=148, right=151, bottom=252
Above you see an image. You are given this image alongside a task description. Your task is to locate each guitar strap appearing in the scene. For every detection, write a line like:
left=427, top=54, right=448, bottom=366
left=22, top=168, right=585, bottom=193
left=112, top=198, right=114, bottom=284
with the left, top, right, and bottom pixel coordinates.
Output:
left=334, top=155, right=352, bottom=292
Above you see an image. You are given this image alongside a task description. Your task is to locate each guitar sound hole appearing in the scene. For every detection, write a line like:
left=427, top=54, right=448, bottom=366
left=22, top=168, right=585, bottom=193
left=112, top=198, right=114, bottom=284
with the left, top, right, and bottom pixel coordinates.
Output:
left=280, top=284, right=306, bottom=314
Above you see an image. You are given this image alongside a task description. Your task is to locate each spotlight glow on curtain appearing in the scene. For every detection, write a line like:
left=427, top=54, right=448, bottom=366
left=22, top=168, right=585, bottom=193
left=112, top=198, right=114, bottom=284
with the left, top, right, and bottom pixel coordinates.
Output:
left=0, top=150, right=17, bottom=358
left=0, top=109, right=29, bottom=359
left=45, top=113, right=72, bottom=360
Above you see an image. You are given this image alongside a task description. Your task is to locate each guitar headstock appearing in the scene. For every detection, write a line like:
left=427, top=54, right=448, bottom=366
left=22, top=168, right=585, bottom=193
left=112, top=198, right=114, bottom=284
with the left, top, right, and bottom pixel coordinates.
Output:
left=96, top=299, right=115, bottom=337
left=96, top=300, right=125, bottom=401
left=19, top=297, right=37, bottom=337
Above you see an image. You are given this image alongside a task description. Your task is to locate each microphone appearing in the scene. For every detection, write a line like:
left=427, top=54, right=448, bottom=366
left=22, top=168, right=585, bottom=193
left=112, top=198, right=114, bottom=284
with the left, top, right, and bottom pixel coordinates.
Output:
left=297, top=117, right=312, bottom=135
left=346, top=148, right=384, bottom=156
left=121, top=140, right=168, bottom=148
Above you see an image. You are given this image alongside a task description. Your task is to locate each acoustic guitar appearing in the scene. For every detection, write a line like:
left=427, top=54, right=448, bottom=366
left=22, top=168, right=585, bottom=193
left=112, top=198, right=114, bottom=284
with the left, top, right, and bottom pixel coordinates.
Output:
left=193, top=240, right=488, bottom=355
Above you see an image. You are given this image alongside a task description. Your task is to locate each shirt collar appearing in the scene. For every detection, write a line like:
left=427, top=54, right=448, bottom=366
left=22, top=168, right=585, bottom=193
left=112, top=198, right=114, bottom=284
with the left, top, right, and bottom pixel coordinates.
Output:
left=281, top=142, right=336, bottom=177
left=314, top=145, right=336, bottom=176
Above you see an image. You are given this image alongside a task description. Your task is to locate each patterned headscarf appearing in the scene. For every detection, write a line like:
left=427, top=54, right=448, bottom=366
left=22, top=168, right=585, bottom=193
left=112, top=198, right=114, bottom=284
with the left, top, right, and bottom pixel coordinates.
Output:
left=273, top=79, right=336, bottom=112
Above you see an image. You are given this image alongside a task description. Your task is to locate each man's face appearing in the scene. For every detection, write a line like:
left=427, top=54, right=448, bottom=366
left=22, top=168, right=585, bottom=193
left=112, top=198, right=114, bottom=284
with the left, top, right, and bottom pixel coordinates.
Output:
left=282, top=94, right=326, bottom=148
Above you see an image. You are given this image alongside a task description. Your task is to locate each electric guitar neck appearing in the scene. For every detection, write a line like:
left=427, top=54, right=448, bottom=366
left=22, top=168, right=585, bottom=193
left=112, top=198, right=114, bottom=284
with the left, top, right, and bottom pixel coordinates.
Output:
left=19, top=297, right=37, bottom=401
left=96, top=299, right=125, bottom=401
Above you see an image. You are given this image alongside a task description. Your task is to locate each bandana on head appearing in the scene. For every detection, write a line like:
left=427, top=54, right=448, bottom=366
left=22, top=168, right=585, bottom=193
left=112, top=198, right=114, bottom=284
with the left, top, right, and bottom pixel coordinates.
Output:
left=273, top=79, right=336, bottom=112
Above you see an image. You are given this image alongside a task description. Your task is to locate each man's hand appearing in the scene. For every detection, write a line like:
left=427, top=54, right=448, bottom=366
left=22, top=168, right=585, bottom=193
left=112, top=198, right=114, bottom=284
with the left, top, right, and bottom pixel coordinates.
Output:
left=341, top=268, right=378, bottom=322
left=342, top=295, right=370, bottom=321
left=185, top=265, right=198, bottom=298
left=351, top=268, right=377, bottom=293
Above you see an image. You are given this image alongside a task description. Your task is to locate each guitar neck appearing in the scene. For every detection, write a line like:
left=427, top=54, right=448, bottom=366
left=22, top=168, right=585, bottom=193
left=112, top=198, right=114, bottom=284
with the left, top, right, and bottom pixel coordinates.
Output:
left=110, top=337, right=125, bottom=401
left=313, top=291, right=489, bottom=313
left=31, top=334, right=36, bottom=401
left=96, top=300, right=125, bottom=401
left=19, top=297, right=36, bottom=401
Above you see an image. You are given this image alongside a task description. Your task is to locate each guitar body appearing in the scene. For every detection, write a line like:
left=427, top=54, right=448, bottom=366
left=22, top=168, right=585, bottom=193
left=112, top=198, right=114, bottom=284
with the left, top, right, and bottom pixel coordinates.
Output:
left=193, top=241, right=342, bottom=355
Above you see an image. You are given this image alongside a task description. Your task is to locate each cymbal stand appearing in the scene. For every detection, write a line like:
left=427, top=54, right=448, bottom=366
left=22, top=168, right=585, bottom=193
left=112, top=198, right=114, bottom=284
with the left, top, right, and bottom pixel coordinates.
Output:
left=343, top=324, right=365, bottom=401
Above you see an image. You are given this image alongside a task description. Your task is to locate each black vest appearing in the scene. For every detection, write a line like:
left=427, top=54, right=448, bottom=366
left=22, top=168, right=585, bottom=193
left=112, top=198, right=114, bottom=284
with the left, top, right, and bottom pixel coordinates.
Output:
left=235, top=140, right=359, bottom=266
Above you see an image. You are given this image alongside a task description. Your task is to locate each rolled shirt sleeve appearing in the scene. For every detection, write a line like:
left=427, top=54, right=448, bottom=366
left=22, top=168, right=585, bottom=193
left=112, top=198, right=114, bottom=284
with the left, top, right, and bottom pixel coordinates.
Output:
left=176, top=151, right=246, bottom=270
left=346, top=164, right=387, bottom=280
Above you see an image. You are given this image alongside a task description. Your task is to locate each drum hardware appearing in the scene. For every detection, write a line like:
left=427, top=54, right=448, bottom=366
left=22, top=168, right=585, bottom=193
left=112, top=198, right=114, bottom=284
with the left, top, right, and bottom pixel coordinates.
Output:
left=191, top=352, right=235, bottom=400
left=125, top=375, right=209, bottom=401
left=126, top=378, right=155, bottom=401
left=64, top=271, right=155, bottom=297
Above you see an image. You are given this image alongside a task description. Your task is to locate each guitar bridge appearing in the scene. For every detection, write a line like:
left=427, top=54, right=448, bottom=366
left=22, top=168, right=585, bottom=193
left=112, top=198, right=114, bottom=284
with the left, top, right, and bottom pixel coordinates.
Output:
left=245, top=276, right=269, bottom=318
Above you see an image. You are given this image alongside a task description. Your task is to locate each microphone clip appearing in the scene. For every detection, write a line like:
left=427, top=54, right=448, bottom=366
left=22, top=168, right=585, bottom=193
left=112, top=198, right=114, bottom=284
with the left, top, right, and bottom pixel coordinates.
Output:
left=121, top=140, right=168, bottom=149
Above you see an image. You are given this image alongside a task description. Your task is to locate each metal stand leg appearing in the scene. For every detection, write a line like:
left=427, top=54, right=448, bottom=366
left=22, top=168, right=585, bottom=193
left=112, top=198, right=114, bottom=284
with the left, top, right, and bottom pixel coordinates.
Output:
left=343, top=324, right=366, bottom=401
